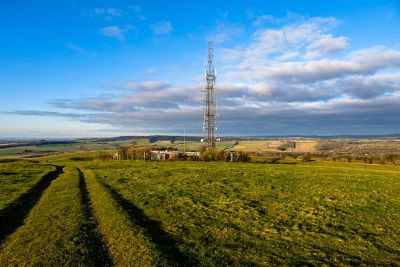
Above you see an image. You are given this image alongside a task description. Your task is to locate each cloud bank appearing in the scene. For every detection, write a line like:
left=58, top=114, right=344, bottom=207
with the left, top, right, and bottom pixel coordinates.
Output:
left=9, top=15, right=400, bottom=135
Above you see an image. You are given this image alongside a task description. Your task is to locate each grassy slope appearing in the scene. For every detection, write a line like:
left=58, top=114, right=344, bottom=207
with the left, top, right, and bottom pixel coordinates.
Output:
left=0, top=167, right=108, bottom=266
left=0, top=160, right=54, bottom=210
left=86, top=161, right=400, bottom=265
left=0, top=139, right=237, bottom=158
left=0, top=140, right=134, bottom=157
left=83, top=168, right=169, bottom=266
left=1, top=153, right=399, bottom=265
left=231, top=140, right=269, bottom=152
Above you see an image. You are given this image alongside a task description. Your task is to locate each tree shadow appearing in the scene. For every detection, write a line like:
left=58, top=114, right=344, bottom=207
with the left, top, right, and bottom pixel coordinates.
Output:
left=0, top=165, right=64, bottom=243
left=98, top=179, right=199, bottom=267
left=77, top=169, right=112, bottom=266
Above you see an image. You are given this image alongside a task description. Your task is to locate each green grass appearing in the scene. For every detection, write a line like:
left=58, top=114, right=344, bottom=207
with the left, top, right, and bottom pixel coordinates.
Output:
left=0, top=160, right=55, bottom=210
left=0, top=167, right=108, bottom=266
left=83, top=168, right=175, bottom=266
left=1, top=154, right=399, bottom=265
left=231, top=140, right=269, bottom=152
left=35, top=150, right=109, bottom=163
left=84, top=160, right=400, bottom=265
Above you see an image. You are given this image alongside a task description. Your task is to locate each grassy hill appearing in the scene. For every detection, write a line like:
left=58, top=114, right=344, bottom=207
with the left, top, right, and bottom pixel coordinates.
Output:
left=0, top=156, right=399, bottom=265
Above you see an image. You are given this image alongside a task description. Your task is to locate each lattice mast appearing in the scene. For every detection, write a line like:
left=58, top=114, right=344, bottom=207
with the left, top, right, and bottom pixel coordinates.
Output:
left=203, top=41, right=217, bottom=148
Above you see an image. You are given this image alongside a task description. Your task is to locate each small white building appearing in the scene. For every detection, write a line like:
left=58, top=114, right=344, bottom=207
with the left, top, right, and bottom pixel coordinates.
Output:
left=150, top=150, right=200, bottom=161
left=151, top=150, right=175, bottom=161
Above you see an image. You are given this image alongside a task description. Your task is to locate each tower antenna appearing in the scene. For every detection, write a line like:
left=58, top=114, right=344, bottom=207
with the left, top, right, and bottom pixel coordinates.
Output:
left=203, top=41, right=217, bottom=149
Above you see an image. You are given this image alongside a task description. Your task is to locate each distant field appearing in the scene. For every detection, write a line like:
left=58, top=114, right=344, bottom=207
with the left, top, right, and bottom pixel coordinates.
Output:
left=0, top=140, right=135, bottom=157
left=1, top=155, right=398, bottom=265
left=293, top=141, right=317, bottom=152
left=147, top=140, right=236, bottom=151
left=3, top=137, right=400, bottom=159
left=230, top=140, right=318, bottom=153
left=231, top=140, right=268, bottom=152
left=0, top=139, right=239, bottom=158
left=317, top=140, right=400, bottom=155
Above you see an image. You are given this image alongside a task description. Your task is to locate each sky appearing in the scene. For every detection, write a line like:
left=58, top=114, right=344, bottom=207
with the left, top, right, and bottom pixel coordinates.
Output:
left=1, top=0, right=400, bottom=138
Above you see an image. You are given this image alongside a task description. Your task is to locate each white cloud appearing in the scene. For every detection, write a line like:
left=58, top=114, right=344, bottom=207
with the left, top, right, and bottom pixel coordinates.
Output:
left=225, top=49, right=400, bottom=85
left=305, top=35, right=349, bottom=59
left=65, top=42, right=86, bottom=53
left=144, top=67, right=158, bottom=75
left=221, top=17, right=340, bottom=69
left=252, top=15, right=276, bottom=26
left=100, top=26, right=125, bottom=40
left=125, top=80, right=169, bottom=91
left=90, top=7, right=123, bottom=19
left=274, top=51, right=300, bottom=61
left=208, top=22, right=244, bottom=44
left=151, top=21, right=173, bottom=35
left=219, top=48, right=243, bottom=62
left=100, top=25, right=136, bottom=40
left=131, top=5, right=146, bottom=20
left=248, top=82, right=276, bottom=96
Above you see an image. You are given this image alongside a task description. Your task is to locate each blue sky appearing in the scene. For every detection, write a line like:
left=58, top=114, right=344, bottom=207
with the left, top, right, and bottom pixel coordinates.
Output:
left=1, top=0, right=400, bottom=138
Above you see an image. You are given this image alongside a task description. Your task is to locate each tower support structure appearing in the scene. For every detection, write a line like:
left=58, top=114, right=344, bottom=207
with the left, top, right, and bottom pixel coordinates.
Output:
left=203, top=42, right=217, bottom=148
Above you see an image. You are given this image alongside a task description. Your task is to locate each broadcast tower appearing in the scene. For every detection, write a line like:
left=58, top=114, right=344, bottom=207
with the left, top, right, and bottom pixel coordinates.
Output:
left=203, top=42, right=217, bottom=148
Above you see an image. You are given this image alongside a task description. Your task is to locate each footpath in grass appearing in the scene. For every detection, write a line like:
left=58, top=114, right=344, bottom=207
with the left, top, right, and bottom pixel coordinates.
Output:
left=0, top=167, right=110, bottom=266
left=86, top=160, right=400, bottom=266
left=83, top=168, right=192, bottom=266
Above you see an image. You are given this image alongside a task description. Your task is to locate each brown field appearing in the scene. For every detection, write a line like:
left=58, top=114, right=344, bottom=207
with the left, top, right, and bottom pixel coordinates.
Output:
left=231, top=140, right=317, bottom=153
left=293, top=141, right=318, bottom=152
left=231, top=141, right=268, bottom=152
left=317, top=140, right=400, bottom=155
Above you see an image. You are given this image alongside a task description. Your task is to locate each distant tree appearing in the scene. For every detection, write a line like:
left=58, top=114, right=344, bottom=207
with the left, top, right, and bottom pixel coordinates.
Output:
left=149, top=137, right=158, bottom=143
left=118, top=147, right=129, bottom=160
left=302, top=153, right=312, bottom=162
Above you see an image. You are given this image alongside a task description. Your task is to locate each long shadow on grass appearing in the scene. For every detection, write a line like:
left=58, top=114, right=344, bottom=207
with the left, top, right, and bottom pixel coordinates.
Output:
left=77, top=169, right=112, bottom=266
left=0, top=165, right=64, bottom=244
left=99, top=179, right=199, bottom=267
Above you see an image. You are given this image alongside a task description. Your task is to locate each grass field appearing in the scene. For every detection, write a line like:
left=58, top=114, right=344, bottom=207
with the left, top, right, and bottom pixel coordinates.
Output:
left=0, top=167, right=108, bottom=266
left=0, top=138, right=237, bottom=158
left=83, top=161, right=400, bottom=265
left=0, top=140, right=135, bottom=157
left=3, top=137, right=400, bottom=160
left=230, top=140, right=318, bottom=153
left=231, top=140, right=268, bottom=152
left=0, top=159, right=55, bottom=210
left=0, top=157, right=399, bottom=265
